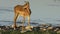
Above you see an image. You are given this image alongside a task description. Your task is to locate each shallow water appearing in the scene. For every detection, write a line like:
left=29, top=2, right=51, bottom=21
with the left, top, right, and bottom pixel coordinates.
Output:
left=0, top=9, right=60, bottom=26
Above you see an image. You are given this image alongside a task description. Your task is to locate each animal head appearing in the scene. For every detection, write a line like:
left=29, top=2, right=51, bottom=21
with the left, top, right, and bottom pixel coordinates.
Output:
left=23, top=1, right=30, bottom=9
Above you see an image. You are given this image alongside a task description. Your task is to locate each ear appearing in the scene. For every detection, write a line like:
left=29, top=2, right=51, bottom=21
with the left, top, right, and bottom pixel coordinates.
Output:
left=24, top=1, right=29, bottom=3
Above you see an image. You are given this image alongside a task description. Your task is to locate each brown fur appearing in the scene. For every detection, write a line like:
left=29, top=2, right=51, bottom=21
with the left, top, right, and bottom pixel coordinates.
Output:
left=13, top=1, right=31, bottom=30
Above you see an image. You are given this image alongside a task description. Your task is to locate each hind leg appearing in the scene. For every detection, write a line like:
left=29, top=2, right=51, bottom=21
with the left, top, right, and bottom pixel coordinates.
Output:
left=14, top=13, right=19, bottom=30
left=21, top=16, right=26, bottom=33
left=22, top=16, right=25, bottom=31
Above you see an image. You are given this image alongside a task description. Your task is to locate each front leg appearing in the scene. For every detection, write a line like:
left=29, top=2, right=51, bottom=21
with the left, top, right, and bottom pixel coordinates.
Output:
left=25, top=16, right=32, bottom=31
left=26, top=16, right=31, bottom=30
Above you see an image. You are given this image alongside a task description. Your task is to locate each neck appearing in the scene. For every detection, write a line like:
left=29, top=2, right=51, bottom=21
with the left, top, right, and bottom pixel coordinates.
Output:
left=23, top=2, right=30, bottom=9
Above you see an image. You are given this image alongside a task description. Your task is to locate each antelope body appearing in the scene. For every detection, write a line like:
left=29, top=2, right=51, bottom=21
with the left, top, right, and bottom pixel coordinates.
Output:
left=13, top=1, right=31, bottom=31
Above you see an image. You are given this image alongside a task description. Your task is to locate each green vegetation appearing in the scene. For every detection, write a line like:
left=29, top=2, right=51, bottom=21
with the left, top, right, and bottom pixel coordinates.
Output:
left=0, top=30, right=59, bottom=34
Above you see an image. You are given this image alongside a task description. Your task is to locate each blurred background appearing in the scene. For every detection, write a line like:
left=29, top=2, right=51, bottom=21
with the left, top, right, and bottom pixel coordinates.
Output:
left=0, top=0, right=60, bottom=26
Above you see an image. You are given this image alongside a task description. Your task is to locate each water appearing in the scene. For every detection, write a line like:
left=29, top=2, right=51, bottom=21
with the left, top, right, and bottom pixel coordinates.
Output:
left=0, top=8, right=60, bottom=26
left=0, top=9, right=39, bottom=26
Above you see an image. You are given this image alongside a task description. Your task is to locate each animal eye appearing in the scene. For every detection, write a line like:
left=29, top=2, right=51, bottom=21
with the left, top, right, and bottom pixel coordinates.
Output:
left=25, top=8, right=26, bottom=9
